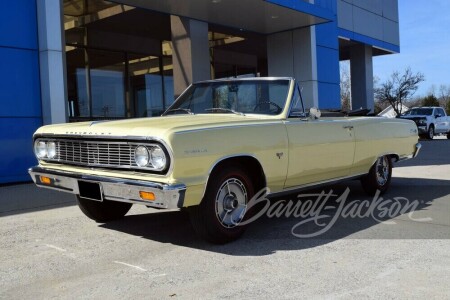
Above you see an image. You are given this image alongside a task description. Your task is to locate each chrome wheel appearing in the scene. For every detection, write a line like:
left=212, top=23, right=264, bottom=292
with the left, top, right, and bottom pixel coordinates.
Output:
left=215, top=178, right=248, bottom=228
left=375, top=156, right=390, bottom=186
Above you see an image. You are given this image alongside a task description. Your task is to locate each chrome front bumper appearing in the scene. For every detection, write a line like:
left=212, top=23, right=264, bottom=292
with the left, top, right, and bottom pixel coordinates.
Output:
left=28, top=166, right=186, bottom=209
left=417, top=125, right=427, bottom=133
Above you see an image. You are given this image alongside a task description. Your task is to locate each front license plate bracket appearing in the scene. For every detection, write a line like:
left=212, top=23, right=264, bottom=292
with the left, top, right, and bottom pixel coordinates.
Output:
left=78, top=180, right=103, bottom=202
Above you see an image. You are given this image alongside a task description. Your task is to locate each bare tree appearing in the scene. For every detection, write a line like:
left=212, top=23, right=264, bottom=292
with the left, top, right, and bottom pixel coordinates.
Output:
left=374, top=68, right=425, bottom=117
left=442, top=85, right=450, bottom=115
left=340, top=63, right=351, bottom=111
left=439, top=84, right=450, bottom=105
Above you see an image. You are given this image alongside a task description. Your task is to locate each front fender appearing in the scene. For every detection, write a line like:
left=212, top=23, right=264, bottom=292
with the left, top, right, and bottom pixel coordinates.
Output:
left=167, top=123, right=289, bottom=206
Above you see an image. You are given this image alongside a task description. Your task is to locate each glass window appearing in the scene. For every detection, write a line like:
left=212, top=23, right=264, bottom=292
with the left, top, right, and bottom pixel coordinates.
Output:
left=289, top=84, right=305, bottom=117
left=166, top=80, right=290, bottom=116
left=162, top=57, right=174, bottom=106
left=409, top=108, right=433, bottom=116
left=129, top=54, right=164, bottom=117
left=88, top=49, right=126, bottom=118
left=66, top=48, right=90, bottom=118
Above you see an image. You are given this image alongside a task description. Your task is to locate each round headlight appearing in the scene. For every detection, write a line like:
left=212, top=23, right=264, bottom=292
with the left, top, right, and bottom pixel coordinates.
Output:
left=134, top=146, right=149, bottom=167
left=150, top=146, right=167, bottom=170
left=47, top=142, right=57, bottom=159
left=34, top=141, right=47, bottom=159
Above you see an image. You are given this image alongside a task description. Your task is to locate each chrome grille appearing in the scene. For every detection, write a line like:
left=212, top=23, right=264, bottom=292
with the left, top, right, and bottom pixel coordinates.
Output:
left=57, top=140, right=136, bottom=167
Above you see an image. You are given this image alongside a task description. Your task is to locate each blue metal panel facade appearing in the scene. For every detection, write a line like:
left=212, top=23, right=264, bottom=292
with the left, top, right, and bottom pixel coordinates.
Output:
left=0, top=0, right=41, bottom=183
left=315, top=21, right=341, bottom=109
left=338, top=28, right=400, bottom=53
left=265, top=0, right=335, bottom=20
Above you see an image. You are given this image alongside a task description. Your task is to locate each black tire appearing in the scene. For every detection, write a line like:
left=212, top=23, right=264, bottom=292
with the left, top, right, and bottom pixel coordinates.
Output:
left=188, top=165, right=255, bottom=244
left=76, top=196, right=132, bottom=222
left=447, top=133, right=450, bottom=139
left=361, top=156, right=392, bottom=196
left=427, top=125, right=434, bottom=140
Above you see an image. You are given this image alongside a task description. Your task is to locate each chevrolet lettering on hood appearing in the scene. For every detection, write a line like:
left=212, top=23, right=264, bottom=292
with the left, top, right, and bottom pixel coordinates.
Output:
left=29, top=77, right=421, bottom=244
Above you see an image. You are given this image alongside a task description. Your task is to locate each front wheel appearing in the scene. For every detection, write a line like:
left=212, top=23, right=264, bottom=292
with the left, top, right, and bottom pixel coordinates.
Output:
left=76, top=196, right=132, bottom=222
left=427, top=125, right=434, bottom=140
left=188, top=166, right=254, bottom=244
left=361, top=156, right=392, bottom=196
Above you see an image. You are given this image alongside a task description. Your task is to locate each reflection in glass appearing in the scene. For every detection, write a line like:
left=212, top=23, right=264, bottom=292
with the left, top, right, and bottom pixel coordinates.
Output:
left=88, top=50, right=126, bottom=117
left=66, top=48, right=90, bottom=118
left=129, top=55, right=164, bottom=117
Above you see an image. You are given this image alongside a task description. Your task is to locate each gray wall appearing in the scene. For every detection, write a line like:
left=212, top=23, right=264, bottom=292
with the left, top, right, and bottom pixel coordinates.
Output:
left=337, top=0, right=399, bottom=46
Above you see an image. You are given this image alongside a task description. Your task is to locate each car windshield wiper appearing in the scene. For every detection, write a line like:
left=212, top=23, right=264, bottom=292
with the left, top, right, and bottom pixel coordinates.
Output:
left=204, top=108, right=245, bottom=116
left=164, top=108, right=194, bottom=115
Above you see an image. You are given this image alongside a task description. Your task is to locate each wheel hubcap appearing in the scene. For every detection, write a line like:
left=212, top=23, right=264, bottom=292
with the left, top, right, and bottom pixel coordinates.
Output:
left=215, top=178, right=247, bottom=228
left=375, top=156, right=390, bottom=186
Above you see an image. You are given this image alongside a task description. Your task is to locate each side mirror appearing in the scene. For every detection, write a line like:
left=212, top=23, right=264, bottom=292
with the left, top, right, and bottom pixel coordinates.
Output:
left=309, top=107, right=321, bottom=120
left=435, top=114, right=442, bottom=118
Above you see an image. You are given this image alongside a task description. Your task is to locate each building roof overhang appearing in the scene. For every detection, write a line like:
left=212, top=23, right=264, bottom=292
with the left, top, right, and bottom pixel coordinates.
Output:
left=112, top=0, right=333, bottom=34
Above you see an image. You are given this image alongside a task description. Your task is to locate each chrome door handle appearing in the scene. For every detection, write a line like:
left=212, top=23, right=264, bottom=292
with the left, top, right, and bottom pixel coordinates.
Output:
left=343, top=125, right=354, bottom=129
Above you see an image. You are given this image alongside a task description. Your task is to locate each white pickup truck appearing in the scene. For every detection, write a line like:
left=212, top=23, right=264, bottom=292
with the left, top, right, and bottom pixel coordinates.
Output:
left=401, top=107, right=450, bottom=139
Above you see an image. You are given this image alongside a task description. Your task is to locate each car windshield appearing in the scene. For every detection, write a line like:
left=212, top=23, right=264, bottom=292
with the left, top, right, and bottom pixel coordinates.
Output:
left=407, top=108, right=433, bottom=116
left=164, top=79, right=290, bottom=116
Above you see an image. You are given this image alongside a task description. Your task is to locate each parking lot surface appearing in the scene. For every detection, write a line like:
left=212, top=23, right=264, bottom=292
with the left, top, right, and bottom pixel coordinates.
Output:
left=1, top=138, right=449, bottom=299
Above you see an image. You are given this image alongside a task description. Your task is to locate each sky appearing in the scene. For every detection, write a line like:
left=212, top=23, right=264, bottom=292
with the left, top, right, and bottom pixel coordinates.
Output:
left=372, top=0, right=450, bottom=97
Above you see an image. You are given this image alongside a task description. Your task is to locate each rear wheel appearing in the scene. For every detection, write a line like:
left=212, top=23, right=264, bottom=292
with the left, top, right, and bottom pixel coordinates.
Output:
left=361, top=155, right=392, bottom=196
left=427, top=125, right=434, bottom=140
left=188, top=166, right=254, bottom=244
left=76, top=196, right=132, bottom=222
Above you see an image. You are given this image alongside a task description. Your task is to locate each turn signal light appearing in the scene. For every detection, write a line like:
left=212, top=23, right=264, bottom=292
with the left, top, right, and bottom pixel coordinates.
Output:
left=139, top=191, right=156, bottom=201
left=40, top=176, right=52, bottom=185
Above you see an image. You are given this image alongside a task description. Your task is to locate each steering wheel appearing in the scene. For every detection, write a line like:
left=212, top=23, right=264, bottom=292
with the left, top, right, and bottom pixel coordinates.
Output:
left=253, top=101, right=282, bottom=114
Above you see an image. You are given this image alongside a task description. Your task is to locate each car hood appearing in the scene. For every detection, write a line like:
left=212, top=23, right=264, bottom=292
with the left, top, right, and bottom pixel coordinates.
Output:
left=34, top=114, right=277, bottom=139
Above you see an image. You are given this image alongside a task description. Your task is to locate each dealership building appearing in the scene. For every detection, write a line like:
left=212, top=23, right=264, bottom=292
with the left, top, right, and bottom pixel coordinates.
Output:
left=0, top=0, right=399, bottom=183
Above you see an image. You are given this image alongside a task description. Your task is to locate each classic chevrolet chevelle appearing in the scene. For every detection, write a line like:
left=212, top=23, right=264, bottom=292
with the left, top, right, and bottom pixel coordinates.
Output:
left=29, top=78, right=421, bottom=243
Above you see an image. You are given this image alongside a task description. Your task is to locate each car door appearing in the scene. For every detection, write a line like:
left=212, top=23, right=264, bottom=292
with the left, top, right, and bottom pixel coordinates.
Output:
left=435, top=108, right=448, bottom=133
left=284, top=117, right=356, bottom=188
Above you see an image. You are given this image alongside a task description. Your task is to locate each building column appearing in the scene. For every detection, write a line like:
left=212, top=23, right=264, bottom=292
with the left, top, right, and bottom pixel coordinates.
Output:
left=350, top=44, right=374, bottom=112
left=170, top=16, right=210, bottom=98
left=36, top=0, right=68, bottom=124
left=267, top=27, right=318, bottom=108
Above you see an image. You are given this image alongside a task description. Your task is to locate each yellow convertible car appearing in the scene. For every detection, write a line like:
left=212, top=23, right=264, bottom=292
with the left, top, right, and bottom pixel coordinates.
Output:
left=29, top=78, right=421, bottom=243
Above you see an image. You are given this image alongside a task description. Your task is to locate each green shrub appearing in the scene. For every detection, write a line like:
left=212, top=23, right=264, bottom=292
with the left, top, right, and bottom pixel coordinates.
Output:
left=421, top=94, right=439, bottom=107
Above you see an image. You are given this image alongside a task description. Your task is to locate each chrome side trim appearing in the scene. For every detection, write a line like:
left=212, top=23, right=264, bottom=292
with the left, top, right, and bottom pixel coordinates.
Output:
left=174, top=122, right=283, bottom=135
left=28, top=166, right=186, bottom=209
left=268, top=173, right=367, bottom=198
